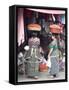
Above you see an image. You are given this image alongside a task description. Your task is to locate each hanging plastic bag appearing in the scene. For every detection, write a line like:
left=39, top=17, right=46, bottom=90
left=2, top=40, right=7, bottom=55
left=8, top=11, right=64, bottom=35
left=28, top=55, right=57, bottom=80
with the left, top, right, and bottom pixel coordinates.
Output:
left=47, top=57, right=51, bottom=68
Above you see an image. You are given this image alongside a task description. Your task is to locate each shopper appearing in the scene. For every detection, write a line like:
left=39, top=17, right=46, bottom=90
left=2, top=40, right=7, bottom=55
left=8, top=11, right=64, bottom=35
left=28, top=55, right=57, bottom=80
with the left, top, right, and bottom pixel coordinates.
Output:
left=48, top=34, right=59, bottom=78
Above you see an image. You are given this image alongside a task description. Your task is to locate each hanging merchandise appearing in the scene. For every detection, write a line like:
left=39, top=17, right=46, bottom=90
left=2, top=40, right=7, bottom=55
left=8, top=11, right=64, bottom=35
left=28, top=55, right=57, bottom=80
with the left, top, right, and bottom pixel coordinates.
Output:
left=31, top=12, right=37, bottom=23
left=61, top=15, right=65, bottom=24
left=52, top=14, right=56, bottom=22
left=18, top=52, right=26, bottom=74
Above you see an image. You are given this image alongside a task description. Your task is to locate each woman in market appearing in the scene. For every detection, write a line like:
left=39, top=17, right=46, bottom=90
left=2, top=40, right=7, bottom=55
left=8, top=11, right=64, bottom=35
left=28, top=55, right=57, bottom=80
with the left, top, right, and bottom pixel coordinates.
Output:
left=48, top=33, right=59, bottom=78
left=24, top=32, right=41, bottom=79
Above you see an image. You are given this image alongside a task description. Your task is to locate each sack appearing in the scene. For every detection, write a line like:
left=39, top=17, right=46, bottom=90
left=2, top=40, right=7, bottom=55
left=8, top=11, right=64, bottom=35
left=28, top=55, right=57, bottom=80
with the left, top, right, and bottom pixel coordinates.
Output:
left=47, top=57, right=51, bottom=68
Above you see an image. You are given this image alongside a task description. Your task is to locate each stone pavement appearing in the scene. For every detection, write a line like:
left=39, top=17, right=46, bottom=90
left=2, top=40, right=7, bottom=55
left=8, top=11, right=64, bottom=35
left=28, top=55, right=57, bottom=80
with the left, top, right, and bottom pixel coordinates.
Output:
left=18, top=70, right=65, bottom=82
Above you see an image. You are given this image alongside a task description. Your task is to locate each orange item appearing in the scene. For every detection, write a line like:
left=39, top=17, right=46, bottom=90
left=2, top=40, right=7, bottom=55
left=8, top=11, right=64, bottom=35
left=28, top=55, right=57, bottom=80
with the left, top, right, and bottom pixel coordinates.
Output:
left=39, top=63, right=48, bottom=72
left=27, top=23, right=41, bottom=31
left=50, top=24, right=62, bottom=34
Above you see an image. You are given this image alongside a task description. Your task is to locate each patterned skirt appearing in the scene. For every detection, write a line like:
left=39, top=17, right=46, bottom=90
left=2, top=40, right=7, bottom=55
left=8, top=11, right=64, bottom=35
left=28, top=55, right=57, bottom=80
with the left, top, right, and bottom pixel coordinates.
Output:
left=50, top=57, right=59, bottom=75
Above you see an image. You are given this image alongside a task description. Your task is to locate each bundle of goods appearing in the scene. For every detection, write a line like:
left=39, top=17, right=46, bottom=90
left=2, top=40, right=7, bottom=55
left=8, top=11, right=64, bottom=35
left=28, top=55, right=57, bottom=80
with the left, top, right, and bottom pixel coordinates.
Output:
left=27, top=23, right=41, bottom=31
left=49, top=24, right=62, bottom=34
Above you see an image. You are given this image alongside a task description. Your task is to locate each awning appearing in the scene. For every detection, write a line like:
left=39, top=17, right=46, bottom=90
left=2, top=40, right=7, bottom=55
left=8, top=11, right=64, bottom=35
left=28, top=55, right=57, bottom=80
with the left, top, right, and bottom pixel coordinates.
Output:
left=27, top=8, right=65, bottom=14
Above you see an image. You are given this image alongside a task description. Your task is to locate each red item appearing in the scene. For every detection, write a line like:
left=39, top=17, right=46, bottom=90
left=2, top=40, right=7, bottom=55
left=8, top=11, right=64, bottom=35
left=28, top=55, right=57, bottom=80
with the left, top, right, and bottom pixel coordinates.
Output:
left=39, top=63, right=48, bottom=72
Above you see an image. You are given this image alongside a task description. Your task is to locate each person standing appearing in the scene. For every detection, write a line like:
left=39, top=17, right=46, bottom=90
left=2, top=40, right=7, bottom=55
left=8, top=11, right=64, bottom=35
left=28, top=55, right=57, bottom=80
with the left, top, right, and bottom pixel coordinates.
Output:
left=24, top=33, right=41, bottom=79
left=48, top=34, right=59, bottom=78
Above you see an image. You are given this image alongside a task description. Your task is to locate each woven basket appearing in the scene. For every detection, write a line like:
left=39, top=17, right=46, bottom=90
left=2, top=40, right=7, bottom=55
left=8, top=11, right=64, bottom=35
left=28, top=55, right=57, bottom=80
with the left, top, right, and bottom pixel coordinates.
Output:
left=28, top=23, right=41, bottom=31
left=50, top=24, right=62, bottom=34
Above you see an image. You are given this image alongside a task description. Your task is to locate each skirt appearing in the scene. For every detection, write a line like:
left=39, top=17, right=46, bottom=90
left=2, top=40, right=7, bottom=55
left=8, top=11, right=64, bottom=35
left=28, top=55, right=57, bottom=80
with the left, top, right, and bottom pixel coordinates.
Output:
left=50, top=57, right=59, bottom=75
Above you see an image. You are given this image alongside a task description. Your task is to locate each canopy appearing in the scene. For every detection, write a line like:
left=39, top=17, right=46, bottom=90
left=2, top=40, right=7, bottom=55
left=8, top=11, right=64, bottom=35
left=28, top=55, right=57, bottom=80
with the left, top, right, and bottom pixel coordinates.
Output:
left=27, top=8, right=65, bottom=14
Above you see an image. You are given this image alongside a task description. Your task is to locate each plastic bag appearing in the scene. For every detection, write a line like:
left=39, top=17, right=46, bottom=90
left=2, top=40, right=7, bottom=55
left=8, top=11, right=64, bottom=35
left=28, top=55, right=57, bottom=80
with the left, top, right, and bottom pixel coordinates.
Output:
left=47, top=57, right=51, bottom=68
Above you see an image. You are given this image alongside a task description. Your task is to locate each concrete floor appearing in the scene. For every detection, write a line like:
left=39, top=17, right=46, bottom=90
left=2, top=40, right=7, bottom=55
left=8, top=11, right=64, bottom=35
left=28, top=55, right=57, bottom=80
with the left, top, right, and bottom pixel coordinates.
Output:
left=18, top=70, right=65, bottom=82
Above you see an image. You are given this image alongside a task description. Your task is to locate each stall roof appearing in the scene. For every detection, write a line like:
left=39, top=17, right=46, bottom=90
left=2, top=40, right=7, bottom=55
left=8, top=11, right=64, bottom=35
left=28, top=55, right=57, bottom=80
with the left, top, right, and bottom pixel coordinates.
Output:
left=27, top=8, right=65, bottom=14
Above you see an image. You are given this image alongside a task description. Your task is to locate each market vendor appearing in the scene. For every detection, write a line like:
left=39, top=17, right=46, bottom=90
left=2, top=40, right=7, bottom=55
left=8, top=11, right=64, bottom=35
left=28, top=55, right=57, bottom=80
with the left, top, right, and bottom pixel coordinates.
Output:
left=24, top=24, right=42, bottom=79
